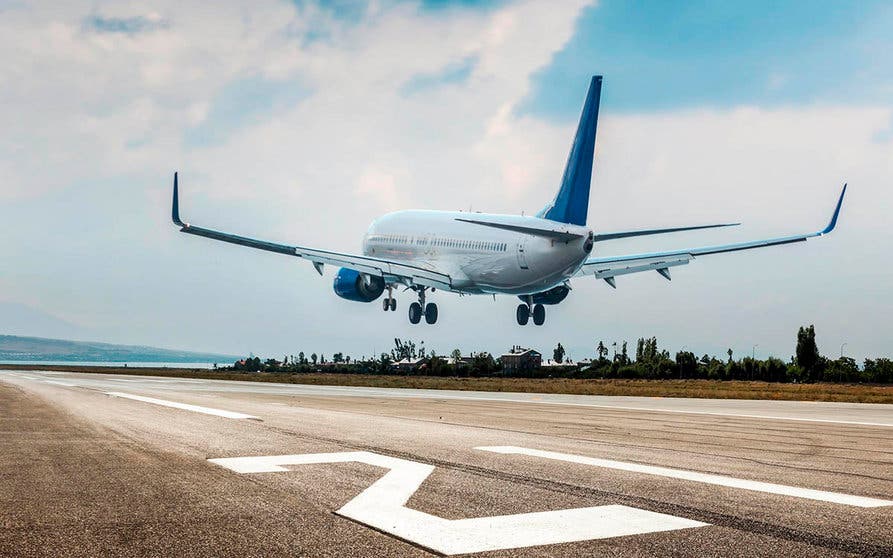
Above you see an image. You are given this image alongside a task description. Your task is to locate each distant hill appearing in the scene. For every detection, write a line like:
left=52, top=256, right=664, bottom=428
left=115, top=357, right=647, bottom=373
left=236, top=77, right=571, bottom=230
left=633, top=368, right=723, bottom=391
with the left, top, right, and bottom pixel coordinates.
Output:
left=0, top=335, right=238, bottom=364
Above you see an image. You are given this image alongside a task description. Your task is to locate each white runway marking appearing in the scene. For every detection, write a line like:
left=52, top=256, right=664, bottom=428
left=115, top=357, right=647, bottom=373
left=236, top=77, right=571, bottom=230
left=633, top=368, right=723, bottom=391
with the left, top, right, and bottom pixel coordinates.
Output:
left=479, top=446, right=893, bottom=508
left=105, top=392, right=258, bottom=420
left=210, top=451, right=707, bottom=555
left=43, top=380, right=76, bottom=387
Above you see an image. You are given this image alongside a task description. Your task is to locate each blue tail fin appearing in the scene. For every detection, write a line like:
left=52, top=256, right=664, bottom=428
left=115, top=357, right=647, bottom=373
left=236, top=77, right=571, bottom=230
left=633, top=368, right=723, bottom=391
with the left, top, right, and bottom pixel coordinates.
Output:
left=538, top=75, right=602, bottom=226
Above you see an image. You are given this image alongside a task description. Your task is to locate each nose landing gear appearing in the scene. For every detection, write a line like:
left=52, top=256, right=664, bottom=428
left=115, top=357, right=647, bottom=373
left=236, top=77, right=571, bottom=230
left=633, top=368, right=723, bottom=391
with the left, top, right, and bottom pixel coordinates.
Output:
left=382, top=287, right=397, bottom=311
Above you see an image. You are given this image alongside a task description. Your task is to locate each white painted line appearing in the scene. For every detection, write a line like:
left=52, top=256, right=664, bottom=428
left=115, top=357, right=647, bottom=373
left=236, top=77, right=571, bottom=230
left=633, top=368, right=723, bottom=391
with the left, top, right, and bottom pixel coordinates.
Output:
left=43, top=380, right=76, bottom=387
left=478, top=446, right=893, bottom=508
left=105, top=392, right=258, bottom=420
left=210, top=451, right=707, bottom=555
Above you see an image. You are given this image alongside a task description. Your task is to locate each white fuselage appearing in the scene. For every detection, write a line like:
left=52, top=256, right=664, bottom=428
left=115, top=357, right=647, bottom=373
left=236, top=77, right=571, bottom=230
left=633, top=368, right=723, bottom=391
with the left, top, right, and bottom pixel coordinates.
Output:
left=362, top=210, right=593, bottom=295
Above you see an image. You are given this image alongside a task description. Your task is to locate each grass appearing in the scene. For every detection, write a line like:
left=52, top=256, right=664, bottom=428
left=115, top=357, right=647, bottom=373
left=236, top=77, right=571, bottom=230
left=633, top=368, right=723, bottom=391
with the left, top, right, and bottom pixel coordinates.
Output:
left=3, top=363, right=892, bottom=403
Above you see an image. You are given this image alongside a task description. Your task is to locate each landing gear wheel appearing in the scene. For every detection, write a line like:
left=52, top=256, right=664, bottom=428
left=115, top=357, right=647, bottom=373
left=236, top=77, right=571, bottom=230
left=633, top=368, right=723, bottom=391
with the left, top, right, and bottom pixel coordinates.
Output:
left=389, top=298, right=397, bottom=311
left=516, top=304, right=530, bottom=326
left=532, top=303, right=545, bottom=326
left=382, top=298, right=390, bottom=312
left=424, top=303, right=438, bottom=325
left=409, top=302, right=422, bottom=324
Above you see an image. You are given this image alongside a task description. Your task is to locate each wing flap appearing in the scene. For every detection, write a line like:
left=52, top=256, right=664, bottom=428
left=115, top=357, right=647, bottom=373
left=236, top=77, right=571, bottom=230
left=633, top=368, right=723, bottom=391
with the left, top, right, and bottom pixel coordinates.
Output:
left=585, top=256, right=692, bottom=279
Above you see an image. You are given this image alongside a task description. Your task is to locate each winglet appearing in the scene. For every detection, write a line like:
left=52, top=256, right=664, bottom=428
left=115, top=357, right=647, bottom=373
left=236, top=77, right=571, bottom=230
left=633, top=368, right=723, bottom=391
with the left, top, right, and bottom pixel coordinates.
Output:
left=172, top=172, right=187, bottom=228
left=820, top=183, right=847, bottom=235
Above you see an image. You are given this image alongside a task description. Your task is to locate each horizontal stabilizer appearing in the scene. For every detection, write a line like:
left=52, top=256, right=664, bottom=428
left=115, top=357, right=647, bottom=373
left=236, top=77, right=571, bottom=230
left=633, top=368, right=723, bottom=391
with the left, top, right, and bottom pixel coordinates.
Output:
left=594, top=222, right=739, bottom=242
left=455, top=218, right=584, bottom=241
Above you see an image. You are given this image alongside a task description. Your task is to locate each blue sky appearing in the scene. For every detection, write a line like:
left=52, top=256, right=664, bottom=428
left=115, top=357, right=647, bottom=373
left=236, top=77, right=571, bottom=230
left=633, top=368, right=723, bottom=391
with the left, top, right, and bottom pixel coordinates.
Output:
left=1, top=1, right=891, bottom=363
left=524, top=0, right=893, bottom=116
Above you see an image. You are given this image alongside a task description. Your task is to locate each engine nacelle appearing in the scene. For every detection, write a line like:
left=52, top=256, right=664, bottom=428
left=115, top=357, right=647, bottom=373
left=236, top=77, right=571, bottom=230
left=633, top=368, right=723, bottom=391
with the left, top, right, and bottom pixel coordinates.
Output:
left=520, top=285, right=570, bottom=306
left=333, top=267, right=385, bottom=303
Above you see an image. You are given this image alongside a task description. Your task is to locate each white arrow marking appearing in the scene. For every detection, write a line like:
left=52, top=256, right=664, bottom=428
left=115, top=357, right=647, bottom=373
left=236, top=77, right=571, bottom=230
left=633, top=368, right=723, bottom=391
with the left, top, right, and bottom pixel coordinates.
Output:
left=478, top=446, right=893, bottom=508
left=209, top=451, right=707, bottom=555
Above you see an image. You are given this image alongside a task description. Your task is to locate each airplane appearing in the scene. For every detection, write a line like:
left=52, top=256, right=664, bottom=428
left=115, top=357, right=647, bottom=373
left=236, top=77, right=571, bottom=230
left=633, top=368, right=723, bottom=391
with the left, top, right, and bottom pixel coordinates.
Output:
left=171, top=75, right=846, bottom=326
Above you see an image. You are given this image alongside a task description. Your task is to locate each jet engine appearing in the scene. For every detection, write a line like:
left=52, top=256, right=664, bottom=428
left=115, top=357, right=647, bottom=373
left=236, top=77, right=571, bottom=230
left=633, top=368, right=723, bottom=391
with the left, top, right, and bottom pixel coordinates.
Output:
left=520, top=285, right=570, bottom=305
left=333, top=267, right=385, bottom=302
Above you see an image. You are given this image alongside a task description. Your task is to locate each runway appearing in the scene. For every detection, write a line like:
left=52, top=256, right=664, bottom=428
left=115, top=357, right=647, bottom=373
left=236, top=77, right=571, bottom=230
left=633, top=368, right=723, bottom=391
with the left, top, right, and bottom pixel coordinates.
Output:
left=2, top=369, right=891, bottom=557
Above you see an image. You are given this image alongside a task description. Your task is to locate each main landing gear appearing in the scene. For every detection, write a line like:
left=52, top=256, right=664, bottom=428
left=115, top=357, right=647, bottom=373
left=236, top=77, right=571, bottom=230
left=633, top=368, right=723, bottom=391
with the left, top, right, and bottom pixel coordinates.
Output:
left=408, top=287, right=438, bottom=325
left=516, top=297, right=546, bottom=326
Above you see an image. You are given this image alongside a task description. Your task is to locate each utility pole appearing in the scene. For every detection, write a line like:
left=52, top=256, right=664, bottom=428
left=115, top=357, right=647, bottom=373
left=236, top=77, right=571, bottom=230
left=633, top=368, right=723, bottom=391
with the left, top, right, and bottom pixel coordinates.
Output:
left=840, top=342, right=847, bottom=359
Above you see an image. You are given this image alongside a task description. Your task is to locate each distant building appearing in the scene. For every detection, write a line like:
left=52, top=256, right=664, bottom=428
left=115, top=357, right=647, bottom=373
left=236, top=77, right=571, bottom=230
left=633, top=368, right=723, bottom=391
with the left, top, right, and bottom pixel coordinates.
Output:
left=543, top=358, right=575, bottom=367
left=392, top=357, right=426, bottom=373
left=499, top=346, right=542, bottom=374
left=445, top=355, right=475, bottom=366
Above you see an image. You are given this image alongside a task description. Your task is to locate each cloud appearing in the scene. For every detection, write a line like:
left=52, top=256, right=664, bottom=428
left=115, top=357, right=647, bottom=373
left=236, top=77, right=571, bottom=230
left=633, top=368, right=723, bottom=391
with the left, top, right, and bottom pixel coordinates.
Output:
left=85, top=14, right=169, bottom=34
left=1, top=0, right=892, bottom=364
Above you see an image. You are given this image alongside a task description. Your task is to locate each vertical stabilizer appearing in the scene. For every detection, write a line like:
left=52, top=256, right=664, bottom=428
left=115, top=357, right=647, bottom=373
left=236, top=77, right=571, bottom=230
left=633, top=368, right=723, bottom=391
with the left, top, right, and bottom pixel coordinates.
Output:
left=538, top=75, right=602, bottom=226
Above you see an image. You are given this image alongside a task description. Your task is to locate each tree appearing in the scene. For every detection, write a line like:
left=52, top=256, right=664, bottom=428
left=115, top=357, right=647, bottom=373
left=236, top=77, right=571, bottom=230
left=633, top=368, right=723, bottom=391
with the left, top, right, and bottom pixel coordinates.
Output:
left=675, top=351, right=697, bottom=379
left=310, top=353, right=318, bottom=365
left=620, top=341, right=629, bottom=365
left=450, top=348, right=462, bottom=361
left=795, top=325, right=820, bottom=380
left=332, top=352, right=344, bottom=363
left=377, top=353, right=392, bottom=374
left=392, top=338, right=418, bottom=361
left=298, top=351, right=306, bottom=365
left=596, top=341, right=608, bottom=362
left=864, top=358, right=893, bottom=383
left=727, top=348, right=733, bottom=363
left=553, top=343, right=566, bottom=364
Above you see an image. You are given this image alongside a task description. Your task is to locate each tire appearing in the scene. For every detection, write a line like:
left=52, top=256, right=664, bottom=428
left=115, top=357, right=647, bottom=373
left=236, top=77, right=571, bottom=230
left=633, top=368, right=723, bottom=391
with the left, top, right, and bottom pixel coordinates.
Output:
left=408, top=302, right=422, bottom=324
left=424, top=303, right=438, bottom=324
left=516, top=304, right=529, bottom=326
left=382, top=298, right=390, bottom=312
left=390, top=298, right=397, bottom=312
left=532, top=303, right=545, bottom=326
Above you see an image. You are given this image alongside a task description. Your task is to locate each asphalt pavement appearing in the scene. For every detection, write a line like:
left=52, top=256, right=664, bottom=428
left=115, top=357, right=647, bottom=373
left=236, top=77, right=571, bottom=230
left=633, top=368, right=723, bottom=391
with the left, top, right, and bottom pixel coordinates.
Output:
left=2, top=369, right=891, bottom=557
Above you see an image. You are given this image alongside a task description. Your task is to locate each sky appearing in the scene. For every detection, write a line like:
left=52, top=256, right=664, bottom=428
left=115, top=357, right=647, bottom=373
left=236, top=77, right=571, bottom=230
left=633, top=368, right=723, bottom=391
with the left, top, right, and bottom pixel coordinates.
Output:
left=2, top=0, right=892, bottom=363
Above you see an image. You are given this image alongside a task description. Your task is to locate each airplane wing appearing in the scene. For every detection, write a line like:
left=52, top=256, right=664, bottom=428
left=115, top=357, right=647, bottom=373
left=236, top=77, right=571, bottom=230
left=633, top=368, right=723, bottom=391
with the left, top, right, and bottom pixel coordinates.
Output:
left=170, top=174, right=453, bottom=291
left=577, top=184, right=847, bottom=288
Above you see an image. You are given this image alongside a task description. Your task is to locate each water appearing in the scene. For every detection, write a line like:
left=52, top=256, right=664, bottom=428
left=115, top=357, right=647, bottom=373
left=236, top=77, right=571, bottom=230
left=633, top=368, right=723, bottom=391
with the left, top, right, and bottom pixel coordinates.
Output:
left=0, top=361, right=220, bottom=369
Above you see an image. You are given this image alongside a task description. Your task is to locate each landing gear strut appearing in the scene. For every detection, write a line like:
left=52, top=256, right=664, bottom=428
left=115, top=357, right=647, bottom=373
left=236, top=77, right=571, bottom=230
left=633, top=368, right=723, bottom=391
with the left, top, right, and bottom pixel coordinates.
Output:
left=516, top=297, right=545, bottom=326
left=408, top=287, right=437, bottom=325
